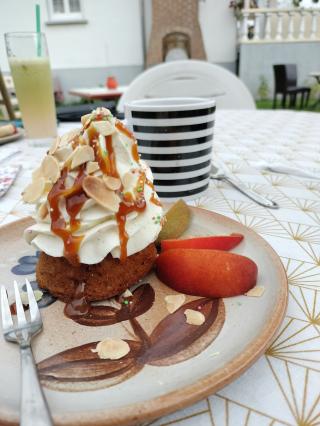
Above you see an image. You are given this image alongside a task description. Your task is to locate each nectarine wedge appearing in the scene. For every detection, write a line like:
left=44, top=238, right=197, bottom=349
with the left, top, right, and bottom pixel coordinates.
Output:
left=156, top=249, right=258, bottom=298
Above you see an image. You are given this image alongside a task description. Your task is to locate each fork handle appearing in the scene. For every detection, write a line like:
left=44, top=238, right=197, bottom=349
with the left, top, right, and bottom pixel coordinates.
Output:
left=20, top=346, right=53, bottom=426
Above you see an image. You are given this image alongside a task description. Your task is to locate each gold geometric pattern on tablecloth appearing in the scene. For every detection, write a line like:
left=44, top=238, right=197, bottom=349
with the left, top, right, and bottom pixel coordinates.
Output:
left=289, top=286, right=320, bottom=327
left=266, top=317, right=320, bottom=371
left=298, top=243, right=320, bottom=267
left=227, top=200, right=272, bottom=218
left=263, top=174, right=303, bottom=189
left=282, top=258, right=320, bottom=290
left=293, top=199, right=320, bottom=214
left=209, top=394, right=290, bottom=426
left=280, top=223, right=320, bottom=245
left=266, top=357, right=320, bottom=425
left=236, top=215, right=289, bottom=238
left=301, top=180, right=320, bottom=193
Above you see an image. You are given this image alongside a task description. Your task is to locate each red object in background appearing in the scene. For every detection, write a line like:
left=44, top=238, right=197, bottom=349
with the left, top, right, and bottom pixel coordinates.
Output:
left=106, top=76, right=118, bottom=89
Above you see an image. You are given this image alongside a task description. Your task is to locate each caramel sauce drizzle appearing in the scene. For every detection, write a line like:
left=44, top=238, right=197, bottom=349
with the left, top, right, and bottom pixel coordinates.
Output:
left=150, top=192, right=162, bottom=207
left=115, top=120, right=140, bottom=163
left=87, top=126, right=119, bottom=178
left=48, top=116, right=149, bottom=265
left=116, top=172, right=147, bottom=261
left=47, top=165, right=88, bottom=265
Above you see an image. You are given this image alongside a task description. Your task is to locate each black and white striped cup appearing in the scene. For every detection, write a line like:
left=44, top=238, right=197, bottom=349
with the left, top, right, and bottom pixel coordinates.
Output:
left=125, top=98, right=215, bottom=201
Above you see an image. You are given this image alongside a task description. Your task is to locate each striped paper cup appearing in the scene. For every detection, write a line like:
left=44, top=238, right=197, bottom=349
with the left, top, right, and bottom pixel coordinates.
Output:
left=125, top=98, right=215, bottom=201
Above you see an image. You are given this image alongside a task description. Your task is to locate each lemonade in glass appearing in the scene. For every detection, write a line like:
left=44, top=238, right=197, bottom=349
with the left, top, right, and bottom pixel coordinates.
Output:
left=5, top=33, right=57, bottom=139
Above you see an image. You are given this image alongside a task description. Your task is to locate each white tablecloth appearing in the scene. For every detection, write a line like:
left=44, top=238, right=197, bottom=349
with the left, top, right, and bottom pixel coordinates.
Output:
left=1, top=110, right=320, bottom=426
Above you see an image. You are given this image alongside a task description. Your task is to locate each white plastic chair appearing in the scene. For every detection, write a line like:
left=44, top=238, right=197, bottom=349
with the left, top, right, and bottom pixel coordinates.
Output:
left=117, top=60, right=256, bottom=113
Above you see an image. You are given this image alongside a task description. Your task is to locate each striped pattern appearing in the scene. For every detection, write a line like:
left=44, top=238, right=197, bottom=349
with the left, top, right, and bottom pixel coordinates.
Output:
left=126, top=99, right=215, bottom=201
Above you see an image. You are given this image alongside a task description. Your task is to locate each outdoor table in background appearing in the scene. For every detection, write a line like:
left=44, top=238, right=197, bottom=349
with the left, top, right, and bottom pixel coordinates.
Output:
left=69, top=86, right=128, bottom=101
left=1, top=110, right=320, bottom=426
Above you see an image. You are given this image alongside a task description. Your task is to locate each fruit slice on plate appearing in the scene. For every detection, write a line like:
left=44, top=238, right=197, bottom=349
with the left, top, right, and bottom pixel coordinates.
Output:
left=161, top=234, right=244, bottom=252
left=157, top=199, right=191, bottom=242
left=156, top=248, right=258, bottom=298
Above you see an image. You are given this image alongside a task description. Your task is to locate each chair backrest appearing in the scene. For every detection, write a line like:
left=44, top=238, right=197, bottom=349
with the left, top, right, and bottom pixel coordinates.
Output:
left=285, top=64, right=297, bottom=88
left=117, top=60, right=256, bottom=113
left=273, top=64, right=297, bottom=93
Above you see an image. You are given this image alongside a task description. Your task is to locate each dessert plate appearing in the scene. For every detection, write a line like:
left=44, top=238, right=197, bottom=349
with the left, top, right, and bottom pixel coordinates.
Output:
left=0, top=207, right=287, bottom=426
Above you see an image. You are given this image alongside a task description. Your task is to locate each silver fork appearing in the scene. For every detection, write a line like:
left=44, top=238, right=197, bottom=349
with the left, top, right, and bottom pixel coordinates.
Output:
left=1, top=279, right=53, bottom=426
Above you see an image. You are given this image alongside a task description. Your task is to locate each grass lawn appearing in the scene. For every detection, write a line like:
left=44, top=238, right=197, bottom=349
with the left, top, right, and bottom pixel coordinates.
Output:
left=256, top=98, right=320, bottom=112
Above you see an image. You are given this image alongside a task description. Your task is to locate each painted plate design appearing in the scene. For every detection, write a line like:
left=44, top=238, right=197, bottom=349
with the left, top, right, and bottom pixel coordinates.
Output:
left=0, top=207, right=287, bottom=426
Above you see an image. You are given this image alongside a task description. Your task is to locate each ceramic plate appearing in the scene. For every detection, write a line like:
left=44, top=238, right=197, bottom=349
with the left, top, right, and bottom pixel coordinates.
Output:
left=0, top=207, right=287, bottom=426
left=0, top=128, right=24, bottom=145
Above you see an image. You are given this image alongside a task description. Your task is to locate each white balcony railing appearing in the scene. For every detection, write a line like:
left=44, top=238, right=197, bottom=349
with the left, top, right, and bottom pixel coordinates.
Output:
left=239, top=8, right=320, bottom=43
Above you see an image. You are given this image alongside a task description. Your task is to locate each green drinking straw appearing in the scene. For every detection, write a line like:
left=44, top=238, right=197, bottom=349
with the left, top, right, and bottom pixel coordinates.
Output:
left=36, top=4, right=41, bottom=56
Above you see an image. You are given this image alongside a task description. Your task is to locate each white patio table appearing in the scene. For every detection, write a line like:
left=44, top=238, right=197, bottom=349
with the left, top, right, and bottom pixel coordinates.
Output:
left=0, top=109, right=319, bottom=426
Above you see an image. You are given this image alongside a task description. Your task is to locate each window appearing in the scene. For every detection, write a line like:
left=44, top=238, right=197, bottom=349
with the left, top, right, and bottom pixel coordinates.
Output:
left=47, top=0, right=86, bottom=24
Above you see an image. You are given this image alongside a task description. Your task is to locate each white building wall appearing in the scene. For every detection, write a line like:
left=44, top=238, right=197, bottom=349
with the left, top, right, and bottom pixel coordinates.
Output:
left=199, top=0, right=237, bottom=68
left=0, top=0, right=144, bottom=71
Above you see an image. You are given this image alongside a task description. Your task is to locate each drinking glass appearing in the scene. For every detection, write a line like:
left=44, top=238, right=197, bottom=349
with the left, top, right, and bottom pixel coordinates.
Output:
left=5, top=32, right=57, bottom=140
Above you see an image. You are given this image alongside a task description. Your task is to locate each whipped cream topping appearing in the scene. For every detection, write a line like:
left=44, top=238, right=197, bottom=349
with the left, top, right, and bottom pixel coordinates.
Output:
left=23, top=108, right=163, bottom=264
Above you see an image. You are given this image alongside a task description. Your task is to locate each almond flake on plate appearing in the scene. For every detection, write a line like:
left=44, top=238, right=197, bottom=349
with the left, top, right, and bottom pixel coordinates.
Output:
left=91, top=338, right=130, bottom=360
left=184, top=309, right=205, bottom=326
left=245, top=286, right=265, bottom=297
left=165, top=294, right=186, bottom=313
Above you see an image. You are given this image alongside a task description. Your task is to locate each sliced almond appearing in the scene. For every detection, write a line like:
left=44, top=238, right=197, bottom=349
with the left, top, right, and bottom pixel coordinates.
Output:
left=95, top=107, right=111, bottom=116
left=91, top=338, right=130, bottom=360
left=71, top=146, right=95, bottom=169
left=184, top=309, right=205, bottom=326
left=60, top=128, right=80, bottom=146
left=86, top=161, right=100, bottom=174
left=81, top=113, right=92, bottom=126
left=38, top=202, right=49, bottom=220
left=165, top=294, right=186, bottom=314
left=245, top=286, right=265, bottom=297
left=41, top=155, right=60, bottom=183
left=54, top=145, right=73, bottom=163
left=22, top=177, right=46, bottom=203
left=92, top=120, right=116, bottom=136
left=83, top=176, right=120, bottom=212
left=122, top=171, right=136, bottom=189
left=49, top=137, right=60, bottom=155
left=32, top=166, right=43, bottom=181
left=44, top=181, right=54, bottom=193
left=103, top=175, right=121, bottom=191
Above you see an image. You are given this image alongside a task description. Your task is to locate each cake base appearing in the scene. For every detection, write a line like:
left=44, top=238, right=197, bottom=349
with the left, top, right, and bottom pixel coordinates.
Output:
left=36, top=244, right=157, bottom=302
